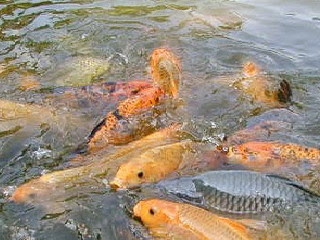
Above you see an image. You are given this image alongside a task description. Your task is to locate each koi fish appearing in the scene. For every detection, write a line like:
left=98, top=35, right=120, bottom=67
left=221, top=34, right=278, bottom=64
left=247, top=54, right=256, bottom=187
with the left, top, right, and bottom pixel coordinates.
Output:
left=11, top=124, right=182, bottom=203
left=88, top=48, right=181, bottom=151
left=110, top=140, right=193, bottom=189
left=234, top=62, right=292, bottom=106
left=133, top=199, right=252, bottom=240
left=226, top=141, right=320, bottom=171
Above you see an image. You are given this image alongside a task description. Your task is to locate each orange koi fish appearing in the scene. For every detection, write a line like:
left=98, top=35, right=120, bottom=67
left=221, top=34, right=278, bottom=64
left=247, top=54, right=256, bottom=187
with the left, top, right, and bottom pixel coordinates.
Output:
left=11, top=124, right=182, bottom=203
left=227, top=141, right=320, bottom=171
left=235, top=62, right=292, bottom=106
left=133, top=199, right=253, bottom=240
left=110, top=140, right=193, bottom=189
left=88, top=48, right=181, bottom=151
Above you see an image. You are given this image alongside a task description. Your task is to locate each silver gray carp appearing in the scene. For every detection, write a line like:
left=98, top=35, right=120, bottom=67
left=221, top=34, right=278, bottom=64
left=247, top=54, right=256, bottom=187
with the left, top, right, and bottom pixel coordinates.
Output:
left=153, top=170, right=320, bottom=214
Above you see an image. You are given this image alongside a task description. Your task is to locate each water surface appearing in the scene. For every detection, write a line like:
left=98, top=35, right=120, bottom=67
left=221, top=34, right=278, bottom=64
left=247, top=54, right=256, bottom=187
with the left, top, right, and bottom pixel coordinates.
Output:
left=1, top=0, right=320, bottom=239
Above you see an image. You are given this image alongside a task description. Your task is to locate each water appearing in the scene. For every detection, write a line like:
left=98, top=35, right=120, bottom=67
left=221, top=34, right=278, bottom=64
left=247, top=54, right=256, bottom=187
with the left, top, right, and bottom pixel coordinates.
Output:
left=1, top=0, right=320, bottom=239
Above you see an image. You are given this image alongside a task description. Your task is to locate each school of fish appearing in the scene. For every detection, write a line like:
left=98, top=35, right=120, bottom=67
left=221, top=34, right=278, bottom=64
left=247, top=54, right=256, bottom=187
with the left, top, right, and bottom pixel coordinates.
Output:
left=7, top=47, right=320, bottom=240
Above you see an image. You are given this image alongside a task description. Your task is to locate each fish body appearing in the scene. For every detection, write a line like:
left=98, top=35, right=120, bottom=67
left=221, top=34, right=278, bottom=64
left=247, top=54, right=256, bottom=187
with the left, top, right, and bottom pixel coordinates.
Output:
left=11, top=124, right=183, bottom=203
left=88, top=48, right=181, bottom=151
left=225, top=120, right=291, bottom=145
left=154, top=170, right=320, bottom=215
left=151, top=48, right=180, bottom=98
left=51, top=81, right=152, bottom=106
left=234, top=75, right=291, bottom=106
left=110, top=140, right=193, bottom=189
left=215, top=62, right=291, bottom=106
left=227, top=141, right=320, bottom=171
left=51, top=56, right=110, bottom=87
left=133, top=199, right=252, bottom=240
left=233, top=62, right=292, bottom=106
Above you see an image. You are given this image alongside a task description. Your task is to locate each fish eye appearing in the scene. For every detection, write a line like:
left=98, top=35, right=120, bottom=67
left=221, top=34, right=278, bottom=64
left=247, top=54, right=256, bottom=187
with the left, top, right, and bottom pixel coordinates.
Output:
left=137, top=171, right=144, bottom=178
left=149, top=208, right=155, bottom=215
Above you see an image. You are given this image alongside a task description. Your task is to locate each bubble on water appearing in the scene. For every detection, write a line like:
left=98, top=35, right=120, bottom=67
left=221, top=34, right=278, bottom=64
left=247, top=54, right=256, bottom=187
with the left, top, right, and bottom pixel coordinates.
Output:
left=102, top=179, right=109, bottom=186
left=111, top=52, right=129, bottom=65
left=201, top=135, right=215, bottom=143
left=81, top=33, right=89, bottom=39
left=210, top=121, right=217, bottom=129
left=41, top=169, right=50, bottom=175
left=65, top=219, right=77, bottom=231
left=78, top=224, right=90, bottom=237
left=31, top=147, right=52, bottom=160
left=2, top=185, right=16, bottom=197
left=217, top=133, right=225, bottom=142
left=9, top=226, right=36, bottom=240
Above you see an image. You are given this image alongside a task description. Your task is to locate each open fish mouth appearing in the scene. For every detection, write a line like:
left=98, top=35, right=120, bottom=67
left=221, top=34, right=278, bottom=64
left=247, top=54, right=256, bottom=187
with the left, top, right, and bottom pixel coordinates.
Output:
left=133, top=202, right=142, bottom=218
left=109, top=178, right=123, bottom=189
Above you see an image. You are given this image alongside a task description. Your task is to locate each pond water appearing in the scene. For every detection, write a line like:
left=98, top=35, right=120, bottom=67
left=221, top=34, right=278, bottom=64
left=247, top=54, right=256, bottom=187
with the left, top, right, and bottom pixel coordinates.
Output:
left=1, top=0, right=320, bottom=239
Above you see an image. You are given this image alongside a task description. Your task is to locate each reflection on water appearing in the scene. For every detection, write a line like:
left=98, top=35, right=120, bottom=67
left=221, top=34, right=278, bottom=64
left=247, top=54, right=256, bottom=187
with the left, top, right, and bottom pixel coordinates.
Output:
left=1, top=0, right=320, bottom=239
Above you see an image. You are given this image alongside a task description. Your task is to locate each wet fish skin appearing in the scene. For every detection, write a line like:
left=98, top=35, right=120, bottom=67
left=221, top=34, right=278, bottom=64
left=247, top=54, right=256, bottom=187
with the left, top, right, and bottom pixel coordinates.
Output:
left=11, top=124, right=183, bottom=204
left=151, top=48, right=181, bottom=98
left=237, top=62, right=291, bottom=106
left=51, top=81, right=152, bottom=107
left=225, top=120, right=291, bottom=145
left=154, top=170, right=320, bottom=215
left=227, top=141, right=320, bottom=171
left=110, top=140, right=193, bottom=189
left=88, top=48, right=181, bottom=152
left=133, top=199, right=252, bottom=240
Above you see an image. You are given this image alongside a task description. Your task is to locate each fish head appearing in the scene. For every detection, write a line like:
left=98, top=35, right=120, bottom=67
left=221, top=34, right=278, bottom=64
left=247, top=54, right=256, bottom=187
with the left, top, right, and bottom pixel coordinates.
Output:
left=242, top=61, right=260, bottom=77
left=133, top=199, right=179, bottom=228
left=150, top=48, right=181, bottom=98
left=110, top=156, right=162, bottom=189
left=11, top=183, right=38, bottom=203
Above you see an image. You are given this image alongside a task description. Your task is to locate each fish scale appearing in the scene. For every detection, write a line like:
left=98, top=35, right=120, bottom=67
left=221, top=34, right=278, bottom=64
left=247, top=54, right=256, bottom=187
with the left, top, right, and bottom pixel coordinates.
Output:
left=179, top=204, right=249, bottom=240
left=155, top=170, right=320, bottom=215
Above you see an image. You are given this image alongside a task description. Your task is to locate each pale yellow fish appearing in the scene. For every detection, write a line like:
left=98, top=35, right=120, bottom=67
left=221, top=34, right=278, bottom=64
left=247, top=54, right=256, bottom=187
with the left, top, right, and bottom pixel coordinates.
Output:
left=110, top=140, right=193, bottom=189
left=11, top=124, right=183, bottom=203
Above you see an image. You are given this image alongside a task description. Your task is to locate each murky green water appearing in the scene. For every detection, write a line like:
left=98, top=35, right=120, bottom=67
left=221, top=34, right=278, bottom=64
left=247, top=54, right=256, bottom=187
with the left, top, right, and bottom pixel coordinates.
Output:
left=1, top=0, right=320, bottom=239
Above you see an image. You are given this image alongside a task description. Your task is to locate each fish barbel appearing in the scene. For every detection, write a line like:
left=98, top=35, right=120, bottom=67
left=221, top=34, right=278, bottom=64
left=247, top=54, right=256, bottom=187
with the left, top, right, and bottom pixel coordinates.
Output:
left=153, top=170, right=320, bottom=215
left=133, top=199, right=252, bottom=240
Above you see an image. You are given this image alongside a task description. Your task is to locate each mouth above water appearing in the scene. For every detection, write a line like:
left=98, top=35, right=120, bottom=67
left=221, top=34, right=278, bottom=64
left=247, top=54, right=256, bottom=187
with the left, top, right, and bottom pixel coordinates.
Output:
left=109, top=179, right=122, bottom=189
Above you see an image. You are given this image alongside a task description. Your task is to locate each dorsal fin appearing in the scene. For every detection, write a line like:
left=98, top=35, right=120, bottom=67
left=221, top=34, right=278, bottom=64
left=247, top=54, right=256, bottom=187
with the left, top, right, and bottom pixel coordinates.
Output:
left=88, top=117, right=106, bottom=140
left=266, top=173, right=294, bottom=182
left=267, top=174, right=320, bottom=198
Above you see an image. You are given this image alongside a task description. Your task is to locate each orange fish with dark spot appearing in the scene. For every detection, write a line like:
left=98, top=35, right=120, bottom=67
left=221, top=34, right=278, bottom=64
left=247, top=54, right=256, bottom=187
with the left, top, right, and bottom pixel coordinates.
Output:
left=133, top=199, right=253, bottom=240
left=88, top=48, right=181, bottom=152
left=226, top=141, right=320, bottom=171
